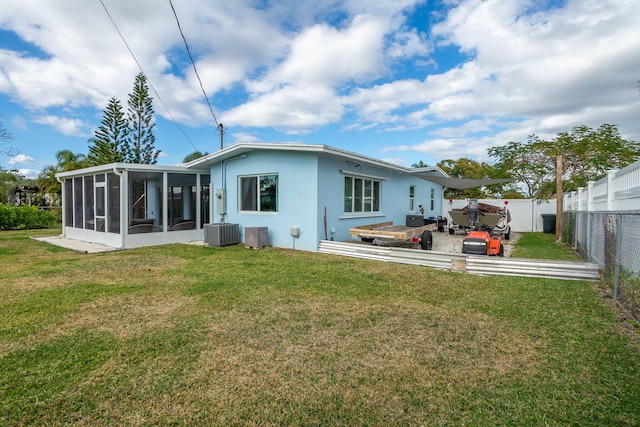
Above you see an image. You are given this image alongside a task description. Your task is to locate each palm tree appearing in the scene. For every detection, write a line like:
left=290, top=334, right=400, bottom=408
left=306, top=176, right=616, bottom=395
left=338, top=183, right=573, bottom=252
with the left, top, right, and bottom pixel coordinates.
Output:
left=36, top=150, right=89, bottom=206
left=411, top=160, right=428, bottom=168
left=55, top=150, right=89, bottom=172
left=37, top=165, right=61, bottom=206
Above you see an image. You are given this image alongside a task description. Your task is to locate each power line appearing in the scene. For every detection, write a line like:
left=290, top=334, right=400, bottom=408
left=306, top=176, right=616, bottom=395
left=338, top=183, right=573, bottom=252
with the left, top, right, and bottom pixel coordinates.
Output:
left=168, top=0, right=224, bottom=141
left=98, top=0, right=201, bottom=154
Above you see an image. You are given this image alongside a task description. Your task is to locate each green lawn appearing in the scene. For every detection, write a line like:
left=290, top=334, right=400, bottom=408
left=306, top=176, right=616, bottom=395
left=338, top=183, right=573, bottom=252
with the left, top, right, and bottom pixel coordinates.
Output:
left=511, top=232, right=579, bottom=260
left=1, top=229, right=639, bottom=426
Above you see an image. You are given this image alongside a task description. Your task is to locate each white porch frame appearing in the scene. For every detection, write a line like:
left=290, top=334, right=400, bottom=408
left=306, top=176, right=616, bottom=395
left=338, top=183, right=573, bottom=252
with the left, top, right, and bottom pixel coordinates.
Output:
left=57, top=163, right=211, bottom=249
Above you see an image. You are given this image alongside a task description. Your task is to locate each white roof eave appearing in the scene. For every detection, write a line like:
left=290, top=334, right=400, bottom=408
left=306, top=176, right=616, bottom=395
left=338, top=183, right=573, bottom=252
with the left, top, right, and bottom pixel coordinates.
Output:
left=55, top=162, right=206, bottom=180
left=185, top=142, right=447, bottom=177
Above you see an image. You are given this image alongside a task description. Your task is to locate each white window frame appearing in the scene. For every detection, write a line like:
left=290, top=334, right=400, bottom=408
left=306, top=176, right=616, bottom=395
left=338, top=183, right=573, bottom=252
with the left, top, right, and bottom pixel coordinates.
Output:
left=344, top=175, right=381, bottom=214
left=409, top=185, right=416, bottom=211
left=239, top=174, right=278, bottom=213
left=430, top=188, right=435, bottom=211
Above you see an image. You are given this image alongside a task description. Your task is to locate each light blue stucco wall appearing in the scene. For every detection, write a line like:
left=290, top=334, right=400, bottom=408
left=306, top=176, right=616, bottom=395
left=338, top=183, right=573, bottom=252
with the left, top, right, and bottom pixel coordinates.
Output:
left=209, top=149, right=443, bottom=252
left=317, top=154, right=443, bottom=243
left=209, top=150, right=321, bottom=251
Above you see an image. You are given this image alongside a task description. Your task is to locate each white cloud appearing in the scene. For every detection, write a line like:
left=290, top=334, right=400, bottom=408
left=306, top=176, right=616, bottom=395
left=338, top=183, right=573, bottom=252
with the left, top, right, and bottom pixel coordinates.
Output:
left=230, top=132, right=262, bottom=144
left=16, top=168, right=40, bottom=179
left=431, top=118, right=496, bottom=138
left=1, top=0, right=639, bottom=167
left=428, top=0, right=640, bottom=121
left=377, top=0, right=640, bottom=160
left=224, top=85, right=343, bottom=132
left=0, top=0, right=424, bottom=135
left=8, top=153, right=35, bottom=164
left=387, top=28, right=432, bottom=59
left=254, top=14, right=389, bottom=91
left=32, top=115, right=90, bottom=137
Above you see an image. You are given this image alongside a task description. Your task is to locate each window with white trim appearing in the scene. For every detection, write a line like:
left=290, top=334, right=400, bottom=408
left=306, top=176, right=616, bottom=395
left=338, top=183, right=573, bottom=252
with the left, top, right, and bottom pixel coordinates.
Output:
left=409, top=185, right=416, bottom=211
left=240, top=174, right=278, bottom=212
left=344, top=176, right=380, bottom=213
left=430, top=188, right=435, bottom=211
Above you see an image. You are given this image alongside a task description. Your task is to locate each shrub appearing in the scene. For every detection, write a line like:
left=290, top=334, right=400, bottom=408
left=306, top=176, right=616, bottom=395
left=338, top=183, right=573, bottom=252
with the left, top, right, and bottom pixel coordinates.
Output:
left=0, top=203, right=18, bottom=230
left=0, top=203, right=57, bottom=230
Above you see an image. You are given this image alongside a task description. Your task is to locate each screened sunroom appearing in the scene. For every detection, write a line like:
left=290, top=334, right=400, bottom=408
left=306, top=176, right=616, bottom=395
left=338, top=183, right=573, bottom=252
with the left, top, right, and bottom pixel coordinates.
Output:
left=57, top=163, right=210, bottom=249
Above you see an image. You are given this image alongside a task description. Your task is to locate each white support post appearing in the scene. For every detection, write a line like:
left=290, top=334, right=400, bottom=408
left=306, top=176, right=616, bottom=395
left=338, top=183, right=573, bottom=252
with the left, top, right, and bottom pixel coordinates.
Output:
left=162, top=172, right=168, bottom=232
left=60, top=179, right=67, bottom=235
left=120, top=170, right=127, bottom=248
left=577, top=187, right=584, bottom=211
left=607, top=170, right=616, bottom=211
left=196, top=174, right=201, bottom=228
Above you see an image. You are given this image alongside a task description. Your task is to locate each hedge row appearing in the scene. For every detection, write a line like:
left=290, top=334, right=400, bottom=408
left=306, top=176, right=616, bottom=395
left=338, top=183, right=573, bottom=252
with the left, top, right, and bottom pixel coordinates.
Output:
left=0, top=203, right=57, bottom=230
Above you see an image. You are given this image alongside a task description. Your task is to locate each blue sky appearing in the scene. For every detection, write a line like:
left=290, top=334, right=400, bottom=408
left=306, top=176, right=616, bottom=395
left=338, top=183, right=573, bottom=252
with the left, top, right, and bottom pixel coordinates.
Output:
left=1, top=0, right=639, bottom=179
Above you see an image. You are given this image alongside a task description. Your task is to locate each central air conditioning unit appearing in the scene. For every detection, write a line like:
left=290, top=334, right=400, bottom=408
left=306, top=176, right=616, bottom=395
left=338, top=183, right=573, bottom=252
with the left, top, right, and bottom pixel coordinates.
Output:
left=245, top=226, right=269, bottom=248
left=204, top=223, right=240, bottom=247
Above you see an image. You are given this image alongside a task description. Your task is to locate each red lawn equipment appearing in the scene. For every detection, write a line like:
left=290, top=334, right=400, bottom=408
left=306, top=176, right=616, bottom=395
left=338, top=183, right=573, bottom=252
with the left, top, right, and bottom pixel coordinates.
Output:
left=460, top=199, right=505, bottom=256
left=462, top=229, right=504, bottom=256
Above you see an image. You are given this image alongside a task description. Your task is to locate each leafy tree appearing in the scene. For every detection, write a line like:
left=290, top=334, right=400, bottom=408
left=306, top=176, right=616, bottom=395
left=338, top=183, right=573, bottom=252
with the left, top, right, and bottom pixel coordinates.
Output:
left=411, top=160, right=428, bottom=168
left=88, top=96, right=128, bottom=165
left=125, top=73, right=159, bottom=164
left=182, top=151, right=209, bottom=163
left=488, top=124, right=640, bottom=199
left=1, top=168, right=20, bottom=203
left=487, top=137, right=553, bottom=198
left=1, top=116, right=16, bottom=157
left=500, top=190, right=526, bottom=199
left=1, top=168, right=47, bottom=207
left=553, top=124, right=639, bottom=189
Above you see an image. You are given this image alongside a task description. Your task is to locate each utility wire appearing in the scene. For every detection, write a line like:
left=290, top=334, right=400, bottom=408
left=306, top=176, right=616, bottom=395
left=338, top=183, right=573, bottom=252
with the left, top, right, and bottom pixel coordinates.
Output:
left=98, top=0, right=201, bottom=154
left=168, top=0, right=222, bottom=135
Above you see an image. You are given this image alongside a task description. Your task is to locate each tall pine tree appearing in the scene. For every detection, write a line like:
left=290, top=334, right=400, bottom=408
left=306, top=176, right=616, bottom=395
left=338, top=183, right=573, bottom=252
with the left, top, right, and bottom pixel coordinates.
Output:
left=88, top=96, right=128, bottom=165
left=125, top=73, right=159, bottom=164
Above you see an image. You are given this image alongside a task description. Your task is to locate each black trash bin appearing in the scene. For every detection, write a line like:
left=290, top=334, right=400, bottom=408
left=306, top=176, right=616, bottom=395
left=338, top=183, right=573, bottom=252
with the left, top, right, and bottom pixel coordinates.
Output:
left=541, top=214, right=556, bottom=234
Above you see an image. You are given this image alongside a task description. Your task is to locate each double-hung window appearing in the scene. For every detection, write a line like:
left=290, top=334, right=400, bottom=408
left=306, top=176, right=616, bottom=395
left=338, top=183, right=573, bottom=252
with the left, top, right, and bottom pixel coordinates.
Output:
left=240, top=174, right=278, bottom=212
left=344, top=176, right=380, bottom=213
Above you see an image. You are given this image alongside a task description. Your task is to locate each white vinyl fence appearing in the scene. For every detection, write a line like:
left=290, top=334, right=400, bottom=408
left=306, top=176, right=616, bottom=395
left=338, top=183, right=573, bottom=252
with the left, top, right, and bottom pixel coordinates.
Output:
left=560, top=159, right=640, bottom=321
left=563, top=159, right=640, bottom=212
left=443, top=158, right=640, bottom=233
left=441, top=198, right=556, bottom=233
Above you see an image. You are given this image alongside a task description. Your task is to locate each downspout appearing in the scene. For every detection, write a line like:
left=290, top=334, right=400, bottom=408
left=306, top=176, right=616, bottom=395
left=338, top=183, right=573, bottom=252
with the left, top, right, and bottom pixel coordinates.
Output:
left=220, top=154, right=248, bottom=223
left=112, top=167, right=125, bottom=248
left=56, top=175, right=65, bottom=236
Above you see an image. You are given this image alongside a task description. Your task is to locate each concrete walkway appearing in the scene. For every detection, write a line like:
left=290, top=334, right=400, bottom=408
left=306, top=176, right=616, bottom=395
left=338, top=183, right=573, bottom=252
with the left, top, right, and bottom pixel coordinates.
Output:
left=32, top=235, right=119, bottom=254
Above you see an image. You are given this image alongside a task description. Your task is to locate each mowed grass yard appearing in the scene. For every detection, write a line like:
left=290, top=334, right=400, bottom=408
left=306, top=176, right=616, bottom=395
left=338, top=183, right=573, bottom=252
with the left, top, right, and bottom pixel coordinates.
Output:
left=1, top=229, right=639, bottom=426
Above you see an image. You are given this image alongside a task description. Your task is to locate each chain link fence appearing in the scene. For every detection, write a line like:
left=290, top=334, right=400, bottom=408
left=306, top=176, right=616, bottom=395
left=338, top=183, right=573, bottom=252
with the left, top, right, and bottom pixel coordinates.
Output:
left=562, top=211, right=640, bottom=321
